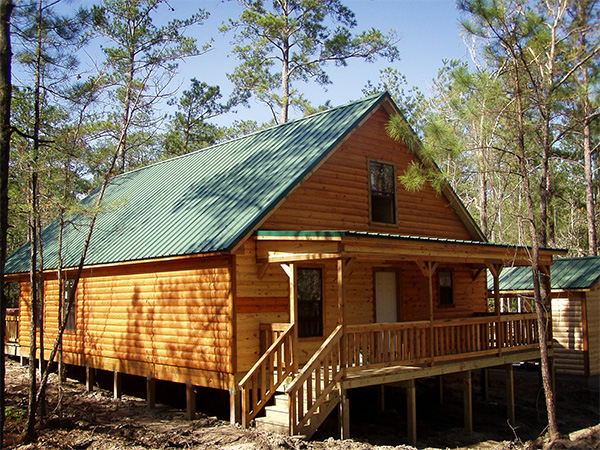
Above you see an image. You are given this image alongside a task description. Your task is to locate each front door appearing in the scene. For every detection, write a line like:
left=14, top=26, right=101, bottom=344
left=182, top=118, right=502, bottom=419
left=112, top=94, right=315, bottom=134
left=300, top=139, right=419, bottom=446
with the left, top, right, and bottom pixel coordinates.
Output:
left=375, top=270, right=400, bottom=323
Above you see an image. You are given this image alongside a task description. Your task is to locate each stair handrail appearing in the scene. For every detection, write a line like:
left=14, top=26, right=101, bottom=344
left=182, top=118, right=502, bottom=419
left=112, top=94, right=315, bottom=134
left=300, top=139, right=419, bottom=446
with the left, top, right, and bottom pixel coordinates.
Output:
left=285, top=325, right=344, bottom=435
left=239, top=323, right=295, bottom=428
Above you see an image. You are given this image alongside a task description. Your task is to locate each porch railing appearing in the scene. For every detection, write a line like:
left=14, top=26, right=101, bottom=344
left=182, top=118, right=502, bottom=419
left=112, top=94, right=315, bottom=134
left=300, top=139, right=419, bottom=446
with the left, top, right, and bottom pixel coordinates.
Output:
left=286, top=325, right=344, bottom=436
left=5, top=309, right=18, bottom=343
left=344, top=313, right=541, bottom=371
left=240, top=323, right=295, bottom=428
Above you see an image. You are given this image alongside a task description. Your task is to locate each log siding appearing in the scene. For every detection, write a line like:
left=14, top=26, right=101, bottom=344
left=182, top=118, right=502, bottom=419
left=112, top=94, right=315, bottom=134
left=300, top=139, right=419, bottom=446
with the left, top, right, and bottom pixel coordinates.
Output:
left=17, top=256, right=235, bottom=389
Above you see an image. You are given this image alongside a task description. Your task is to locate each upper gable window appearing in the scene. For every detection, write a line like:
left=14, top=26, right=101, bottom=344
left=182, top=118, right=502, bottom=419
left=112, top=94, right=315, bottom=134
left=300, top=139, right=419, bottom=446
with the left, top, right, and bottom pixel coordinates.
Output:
left=369, top=160, right=396, bottom=225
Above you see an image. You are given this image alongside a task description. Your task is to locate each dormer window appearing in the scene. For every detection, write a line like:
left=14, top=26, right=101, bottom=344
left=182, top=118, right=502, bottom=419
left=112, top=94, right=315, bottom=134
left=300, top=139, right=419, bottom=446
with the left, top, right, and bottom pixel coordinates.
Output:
left=369, top=160, right=396, bottom=225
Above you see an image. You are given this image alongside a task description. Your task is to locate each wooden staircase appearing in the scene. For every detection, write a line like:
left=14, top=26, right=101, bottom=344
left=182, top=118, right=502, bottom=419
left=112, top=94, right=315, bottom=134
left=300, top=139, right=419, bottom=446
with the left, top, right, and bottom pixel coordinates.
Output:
left=255, top=373, right=341, bottom=438
left=241, top=324, right=345, bottom=437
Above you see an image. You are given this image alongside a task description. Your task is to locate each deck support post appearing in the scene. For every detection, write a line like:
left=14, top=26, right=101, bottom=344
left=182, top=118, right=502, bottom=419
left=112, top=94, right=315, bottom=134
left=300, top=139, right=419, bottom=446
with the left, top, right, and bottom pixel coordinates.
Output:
left=402, top=379, right=417, bottom=446
left=378, top=385, right=386, bottom=412
left=85, top=365, right=95, bottom=392
left=113, top=369, right=122, bottom=399
left=186, top=381, right=196, bottom=421
left=481, top=368, right=489, bottom=402
left=229, top=386, right=241, bottom=425
left=146, top=374, right=155, bottom=409
left=463, top=370, right=473, bottom=436
left=339, top=388, right=350, bottom=440
left=505, top=364, right=515, bottom=425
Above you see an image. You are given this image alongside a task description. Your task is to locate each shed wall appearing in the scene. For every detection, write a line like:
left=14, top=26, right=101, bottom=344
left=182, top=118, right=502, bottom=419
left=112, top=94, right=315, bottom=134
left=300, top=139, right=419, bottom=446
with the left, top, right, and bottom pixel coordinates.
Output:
left=552, top=292, right=587, bottom=376
left=586, top=283, right=599, bottom=376
left=18, top=256, right=234, bottom=389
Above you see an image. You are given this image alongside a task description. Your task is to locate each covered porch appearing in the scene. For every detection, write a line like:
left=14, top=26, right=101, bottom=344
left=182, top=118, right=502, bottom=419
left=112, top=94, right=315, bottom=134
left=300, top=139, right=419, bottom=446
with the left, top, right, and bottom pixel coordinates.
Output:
left=238, top=231, right=563, bottom=442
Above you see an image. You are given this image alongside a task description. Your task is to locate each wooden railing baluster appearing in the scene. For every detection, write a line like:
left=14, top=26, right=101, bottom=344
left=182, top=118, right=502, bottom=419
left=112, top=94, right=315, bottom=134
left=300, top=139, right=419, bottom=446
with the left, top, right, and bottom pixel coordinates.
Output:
left=239, top=323, right=295, bottom=428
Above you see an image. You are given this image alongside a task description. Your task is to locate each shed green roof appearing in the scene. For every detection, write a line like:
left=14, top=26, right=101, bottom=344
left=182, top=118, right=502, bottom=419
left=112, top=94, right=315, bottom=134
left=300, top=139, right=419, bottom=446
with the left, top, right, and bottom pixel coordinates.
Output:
left=6, top=93, right=388, bottom=274
left=489, top=257, right=600, bottom=292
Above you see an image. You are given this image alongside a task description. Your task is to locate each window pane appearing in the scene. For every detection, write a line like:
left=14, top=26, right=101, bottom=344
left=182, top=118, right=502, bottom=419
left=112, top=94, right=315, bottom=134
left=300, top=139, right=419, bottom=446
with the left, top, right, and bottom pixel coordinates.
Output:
left=297, top=268, right=323, bottom=338
left=370, top=161, right=396, bottom=224
left=64, top=279, right=76, bottom=331
left=439, top=270, right=453, bottom=305
left=370, top=161, right=395, bottom=195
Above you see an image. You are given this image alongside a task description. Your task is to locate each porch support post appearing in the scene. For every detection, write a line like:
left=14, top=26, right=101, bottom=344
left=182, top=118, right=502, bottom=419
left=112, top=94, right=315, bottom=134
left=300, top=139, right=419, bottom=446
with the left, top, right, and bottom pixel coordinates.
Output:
left=487, top=263, right=504, bottom=355
left=463, top=370, right=473, bottom=436
left=113, top=369, right=122, bottom=399
left=146, top=374, right=155, bottom=409
left=339, top=387, right=350, bottom=440
left=424, top=261, right=438, bottom=365
left=285, top=263, right=299, bottom=374
left=505, top=364, right=515, bottom=425
left=337, top=258, right=351, bottom=371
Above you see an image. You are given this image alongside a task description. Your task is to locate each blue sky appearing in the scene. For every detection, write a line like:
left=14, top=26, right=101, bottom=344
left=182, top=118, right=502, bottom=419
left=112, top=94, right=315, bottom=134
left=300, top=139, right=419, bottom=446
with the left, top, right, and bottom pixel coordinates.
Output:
left=43, top=0, right=470, bottom=126
left=163, top=0, right=470, bottom=125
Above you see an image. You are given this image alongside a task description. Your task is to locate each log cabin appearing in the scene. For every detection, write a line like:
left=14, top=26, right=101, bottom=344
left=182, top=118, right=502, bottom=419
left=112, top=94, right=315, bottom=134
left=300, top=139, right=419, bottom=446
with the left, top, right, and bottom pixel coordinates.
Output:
left=4, top=93, right=567, bottom=443
left=492, top=257, right=600, bottom=378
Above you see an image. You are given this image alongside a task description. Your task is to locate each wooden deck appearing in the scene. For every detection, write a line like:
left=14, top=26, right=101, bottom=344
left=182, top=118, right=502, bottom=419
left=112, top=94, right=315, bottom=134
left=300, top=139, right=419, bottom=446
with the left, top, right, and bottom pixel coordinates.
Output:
left=241, top=312, right=547, bottom=439
left=343, top=347, right=544, bottom=389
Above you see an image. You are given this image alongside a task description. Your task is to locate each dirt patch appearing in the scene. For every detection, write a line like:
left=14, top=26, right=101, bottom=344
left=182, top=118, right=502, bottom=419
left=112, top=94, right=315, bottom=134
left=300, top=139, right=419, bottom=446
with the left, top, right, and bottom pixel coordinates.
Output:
left=3, top=359, right=599, bottom=449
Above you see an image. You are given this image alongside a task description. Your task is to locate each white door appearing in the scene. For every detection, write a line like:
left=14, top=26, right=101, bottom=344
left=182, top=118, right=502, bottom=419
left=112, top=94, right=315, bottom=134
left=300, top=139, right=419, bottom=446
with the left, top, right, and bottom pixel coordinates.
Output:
left=375, top=271, right=398, bottom=323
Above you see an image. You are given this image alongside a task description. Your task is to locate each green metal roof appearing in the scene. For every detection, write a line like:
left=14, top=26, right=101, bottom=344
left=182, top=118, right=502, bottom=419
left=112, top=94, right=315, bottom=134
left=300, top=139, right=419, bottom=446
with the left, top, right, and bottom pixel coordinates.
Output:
left=6, top=93, right=387, bottom=274
left=489, top=257, right=600, bottom=292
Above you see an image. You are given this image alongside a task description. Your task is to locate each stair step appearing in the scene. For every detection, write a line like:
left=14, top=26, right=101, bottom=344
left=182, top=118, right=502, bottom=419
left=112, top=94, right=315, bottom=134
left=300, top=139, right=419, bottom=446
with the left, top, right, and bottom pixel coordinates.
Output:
left=264, top=404, right=288, bottom=421
left=255, top=416, right=290, bottom=435
left=274, top=393, right=332, bottom=409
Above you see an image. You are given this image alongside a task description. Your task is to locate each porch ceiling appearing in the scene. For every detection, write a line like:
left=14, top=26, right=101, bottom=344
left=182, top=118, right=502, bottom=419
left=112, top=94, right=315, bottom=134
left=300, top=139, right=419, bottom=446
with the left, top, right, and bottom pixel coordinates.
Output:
left=253, top=230, right=566, bottom=267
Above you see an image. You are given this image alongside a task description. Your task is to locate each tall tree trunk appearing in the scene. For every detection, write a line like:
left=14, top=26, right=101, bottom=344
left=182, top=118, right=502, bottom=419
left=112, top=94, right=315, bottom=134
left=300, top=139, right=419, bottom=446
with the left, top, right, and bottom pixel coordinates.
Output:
left=514, top=61, right=559, bottom=441
left=26, top=0, right=44, bottom=439
left=582, top=64, right=597, bottom=255
left=25, top=173, right=38, bottom=442
left=477, top=140, right=489, bottom=238
left=0, top=1, right=13, bottom=447
left=584, top=117, right=597, bottom=255
left=280, top=0, right=290, bottom=124
left=36, top=221, right=45, bottom=419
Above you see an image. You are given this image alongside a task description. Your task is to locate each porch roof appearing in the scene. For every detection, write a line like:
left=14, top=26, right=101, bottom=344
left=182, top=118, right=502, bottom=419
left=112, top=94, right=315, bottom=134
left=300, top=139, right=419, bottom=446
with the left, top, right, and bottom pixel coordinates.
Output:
left=489, top=256, right=600, bottom=293
left=254, top=230, right=567, bottom=267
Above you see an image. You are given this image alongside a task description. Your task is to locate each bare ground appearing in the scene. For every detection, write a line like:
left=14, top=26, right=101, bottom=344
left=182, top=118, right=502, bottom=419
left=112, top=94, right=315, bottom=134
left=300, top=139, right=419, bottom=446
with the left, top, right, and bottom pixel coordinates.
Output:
left=3, top=359, right=599, bottom=450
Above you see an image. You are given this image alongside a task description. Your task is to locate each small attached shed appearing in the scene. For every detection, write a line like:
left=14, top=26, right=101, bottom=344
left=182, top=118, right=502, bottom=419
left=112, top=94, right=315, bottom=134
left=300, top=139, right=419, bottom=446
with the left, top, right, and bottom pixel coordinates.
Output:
left=493, top=257, right=600, bottom=376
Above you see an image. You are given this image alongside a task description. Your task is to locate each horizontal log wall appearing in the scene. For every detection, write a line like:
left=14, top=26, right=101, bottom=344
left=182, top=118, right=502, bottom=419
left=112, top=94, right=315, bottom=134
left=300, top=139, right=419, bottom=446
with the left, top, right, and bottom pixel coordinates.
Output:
left=236, top=240, right=488, bottom=372
left=262, top=108, right=474, bottom=241
left=18, top=256, right=235, bottom=389
left=236, top=241, right=289, bottom=372
left=586, top=284, right=599, bottom=376
left=552, top=293, right=586, bottom=376
left=402, top=264, right=487, bottom=321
